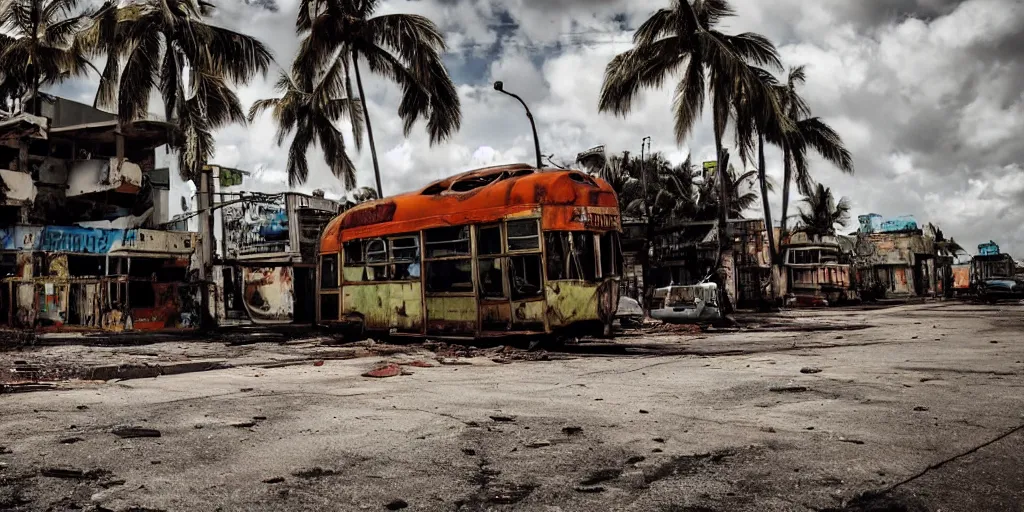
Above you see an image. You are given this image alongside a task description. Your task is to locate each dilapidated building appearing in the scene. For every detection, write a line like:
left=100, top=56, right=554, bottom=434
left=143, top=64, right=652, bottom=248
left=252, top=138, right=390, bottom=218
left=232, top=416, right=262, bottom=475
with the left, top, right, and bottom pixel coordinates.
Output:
left=853, top=214, right=940, bottom=299
left=177, top=165, right=342, bottom=326
left=0, top=96, right=202, bottom=331
left=781, top=232, right=857, bottom=306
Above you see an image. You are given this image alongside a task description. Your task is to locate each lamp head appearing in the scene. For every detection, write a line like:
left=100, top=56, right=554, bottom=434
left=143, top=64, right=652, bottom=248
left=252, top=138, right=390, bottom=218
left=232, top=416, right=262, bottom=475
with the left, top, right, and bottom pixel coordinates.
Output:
left=493, top=81, right=504, bottom=91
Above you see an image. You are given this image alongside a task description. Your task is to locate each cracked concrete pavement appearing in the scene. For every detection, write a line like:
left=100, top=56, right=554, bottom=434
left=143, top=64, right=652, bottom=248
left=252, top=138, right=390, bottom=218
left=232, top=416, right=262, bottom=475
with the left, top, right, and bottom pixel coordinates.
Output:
left=2, top=302, right=1023, bottom=511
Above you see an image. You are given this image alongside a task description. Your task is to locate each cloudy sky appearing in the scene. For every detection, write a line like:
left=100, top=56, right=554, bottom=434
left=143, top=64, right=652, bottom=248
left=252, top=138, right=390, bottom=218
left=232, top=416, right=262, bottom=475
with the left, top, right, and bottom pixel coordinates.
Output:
left=54, top=0, right=1024, bottom=257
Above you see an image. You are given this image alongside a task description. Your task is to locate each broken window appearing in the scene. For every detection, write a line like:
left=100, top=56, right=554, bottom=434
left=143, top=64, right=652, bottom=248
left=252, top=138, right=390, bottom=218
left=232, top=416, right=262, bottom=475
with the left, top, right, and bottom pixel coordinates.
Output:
left=320, top=254, right=339, bottom=289
left=425, top=259, right=473, bottom=293
left=425, top=226, right=470, bottom=258
left=364, top=239, right=390, bottom=281
left=478, top=258, right=505, bottom=298
left=366, top=239, right=387, bottom=263
left=507, top=220, right=539, bottom=251
left=544, top=231, right=598, bottom=282
left=600, top=232, right=622, bottom=278
left=477, top=224, right=502, bottom=256
left=391, top=235, right=421, bottom=280
left=509, top=255, right=543, bottom=300
left=67, top=256, right=105, bottom=277
left=343, top=240, right=365, bottom=265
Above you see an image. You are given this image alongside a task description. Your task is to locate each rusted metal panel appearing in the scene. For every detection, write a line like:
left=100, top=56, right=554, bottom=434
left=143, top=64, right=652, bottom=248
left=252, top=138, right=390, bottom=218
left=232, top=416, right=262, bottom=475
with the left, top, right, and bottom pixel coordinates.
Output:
left=425, top=296, right=477, bottom=335
left=342, top=283, right=390, bottom=330
left=512, top=299, right=546, bottom=331
left=388, top=282, right=423, bottom=333
left=544, top=281, right=601, bottom=329
left=242, top=266, right=294, bottom=324
left=480, top=301, right=512, bottom=331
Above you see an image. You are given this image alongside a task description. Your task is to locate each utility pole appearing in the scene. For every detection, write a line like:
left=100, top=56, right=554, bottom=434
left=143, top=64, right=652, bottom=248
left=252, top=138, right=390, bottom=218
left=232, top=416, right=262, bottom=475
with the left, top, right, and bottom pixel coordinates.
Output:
left=640, top=136, right=653, bottom=308
left=197, top=165, right=216, bottom=329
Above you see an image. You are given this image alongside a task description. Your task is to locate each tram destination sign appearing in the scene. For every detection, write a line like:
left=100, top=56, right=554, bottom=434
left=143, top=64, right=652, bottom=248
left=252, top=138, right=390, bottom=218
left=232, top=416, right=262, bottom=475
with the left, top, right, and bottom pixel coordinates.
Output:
left=571, top=207, right=620, bottom=230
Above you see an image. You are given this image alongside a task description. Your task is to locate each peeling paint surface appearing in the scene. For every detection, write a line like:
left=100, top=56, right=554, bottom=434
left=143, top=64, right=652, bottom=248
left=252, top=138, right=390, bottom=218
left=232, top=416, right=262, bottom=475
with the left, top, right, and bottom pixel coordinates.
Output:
left=545, top=281, right=601, bottom=329
left=426, top=296, right=477, bottom=335
left=242, top=267, right=294, bottom=324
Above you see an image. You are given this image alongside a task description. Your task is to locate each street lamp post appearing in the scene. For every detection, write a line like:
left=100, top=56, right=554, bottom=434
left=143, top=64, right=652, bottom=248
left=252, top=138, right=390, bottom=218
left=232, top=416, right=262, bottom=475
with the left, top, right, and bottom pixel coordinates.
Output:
left=493, top=81, right=542, bottom=169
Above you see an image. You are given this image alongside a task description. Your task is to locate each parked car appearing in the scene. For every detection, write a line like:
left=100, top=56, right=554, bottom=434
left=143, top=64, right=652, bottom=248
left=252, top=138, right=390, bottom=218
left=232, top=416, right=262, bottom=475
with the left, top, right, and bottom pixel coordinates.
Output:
left=976, top=277, right=1024, bottom=301
left=649, top=283, right=721, bottom=323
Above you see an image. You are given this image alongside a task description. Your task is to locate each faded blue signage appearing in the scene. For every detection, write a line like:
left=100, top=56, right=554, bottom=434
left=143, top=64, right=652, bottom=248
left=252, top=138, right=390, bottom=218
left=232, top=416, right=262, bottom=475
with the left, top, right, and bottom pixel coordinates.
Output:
left=858, top=214, right=918, bottom=234
left=0, top=225, right=139, bottom=254
left=38, top=226, right=119, bottom=253
left=978, top=241, right=1000, bottom=256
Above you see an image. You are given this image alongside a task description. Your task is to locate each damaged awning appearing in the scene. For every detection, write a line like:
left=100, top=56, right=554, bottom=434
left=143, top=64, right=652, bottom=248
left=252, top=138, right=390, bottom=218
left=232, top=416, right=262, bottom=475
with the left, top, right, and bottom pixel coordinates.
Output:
left=49, top=119, right=179, bottom=149
left=0, top=113, right=49, bottom=143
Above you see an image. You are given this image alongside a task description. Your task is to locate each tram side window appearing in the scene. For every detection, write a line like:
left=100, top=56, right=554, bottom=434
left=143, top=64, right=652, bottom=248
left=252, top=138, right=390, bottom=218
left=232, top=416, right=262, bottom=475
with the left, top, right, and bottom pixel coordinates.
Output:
left=478, top=257, right=505, bottom=298
left=599, top=232, right=621, bottom=278
left=507, top=220, right=540, bottom=251
left=424, top=226, right=472, bottom=292
left=391, top=236, right=421, bottom=280
left=544, top=232, right=597, bottom=282
left=320, top=254, right=339, bottom=289
left=425, top=260, right=473, bottom=292
left=425, top=226, right=470, bottom=257
left=343, top=240, right=364, bottom=265
left=365, top=239, right=390, bottom=281
left=509, top=254, right=543, bottom=299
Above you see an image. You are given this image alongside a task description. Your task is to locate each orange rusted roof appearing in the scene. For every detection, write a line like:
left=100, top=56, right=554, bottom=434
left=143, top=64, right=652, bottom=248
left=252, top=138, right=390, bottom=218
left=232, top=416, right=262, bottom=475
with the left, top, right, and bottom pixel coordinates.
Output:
left=320, top=164, right=619, bottom=253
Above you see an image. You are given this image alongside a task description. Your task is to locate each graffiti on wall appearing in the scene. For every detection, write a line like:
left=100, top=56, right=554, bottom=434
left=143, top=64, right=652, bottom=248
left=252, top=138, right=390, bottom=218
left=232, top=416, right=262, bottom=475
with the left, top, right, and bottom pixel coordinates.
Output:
left=0, top=226, right=193, bottom=255
left=242, top=266, right=294, bottom=324
left=222, top=198, right=290, bottom=257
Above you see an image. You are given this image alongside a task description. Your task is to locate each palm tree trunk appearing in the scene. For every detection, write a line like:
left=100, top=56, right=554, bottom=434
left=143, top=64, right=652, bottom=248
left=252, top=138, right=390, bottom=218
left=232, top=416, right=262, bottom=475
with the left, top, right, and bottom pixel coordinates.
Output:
left=713, top=125, right=734, bottom=317
left=758, top=134, right=777, bottom=263
left=352, top=52, right=383, bottom=198
left=780, top=144, right=792, bottom=239
left=757, top=133, right=778, bottom=305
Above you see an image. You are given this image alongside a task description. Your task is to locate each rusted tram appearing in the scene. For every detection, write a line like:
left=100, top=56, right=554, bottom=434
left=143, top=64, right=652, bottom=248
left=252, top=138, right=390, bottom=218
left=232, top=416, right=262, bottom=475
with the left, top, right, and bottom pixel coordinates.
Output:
left=316, top=164, right=622, bottom=340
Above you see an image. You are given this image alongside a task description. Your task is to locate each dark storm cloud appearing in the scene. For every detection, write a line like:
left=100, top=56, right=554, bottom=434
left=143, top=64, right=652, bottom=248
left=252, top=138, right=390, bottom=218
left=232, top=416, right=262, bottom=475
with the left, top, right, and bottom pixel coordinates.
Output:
left=839, top=0, right=966, bottom=27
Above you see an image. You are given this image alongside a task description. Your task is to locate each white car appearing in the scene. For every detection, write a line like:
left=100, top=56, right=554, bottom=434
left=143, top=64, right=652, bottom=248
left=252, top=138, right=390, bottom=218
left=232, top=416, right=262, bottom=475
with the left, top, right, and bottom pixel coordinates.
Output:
left=649, top=283, right=721, bottom=323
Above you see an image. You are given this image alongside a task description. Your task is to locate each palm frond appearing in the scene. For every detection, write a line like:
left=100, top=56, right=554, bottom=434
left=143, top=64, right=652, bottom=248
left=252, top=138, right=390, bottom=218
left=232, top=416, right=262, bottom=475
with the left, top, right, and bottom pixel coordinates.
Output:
left=632, top=7, right=676, bottom=45
left=598, top=36, right=687, bottom=117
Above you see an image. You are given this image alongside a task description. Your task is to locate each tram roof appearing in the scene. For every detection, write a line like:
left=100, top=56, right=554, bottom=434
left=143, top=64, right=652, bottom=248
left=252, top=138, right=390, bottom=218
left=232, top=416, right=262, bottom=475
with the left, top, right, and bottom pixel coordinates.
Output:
left=320, top=164, right=619, bottom=252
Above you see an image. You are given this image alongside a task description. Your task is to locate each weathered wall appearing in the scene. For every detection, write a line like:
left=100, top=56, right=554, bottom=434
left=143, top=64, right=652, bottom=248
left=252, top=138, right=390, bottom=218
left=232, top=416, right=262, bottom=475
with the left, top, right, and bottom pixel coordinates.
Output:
left=0, top=226, right=196, bottom=255
left=222, top=197, right=290, bottom=257
left=67, top=158, right=142, bottom=196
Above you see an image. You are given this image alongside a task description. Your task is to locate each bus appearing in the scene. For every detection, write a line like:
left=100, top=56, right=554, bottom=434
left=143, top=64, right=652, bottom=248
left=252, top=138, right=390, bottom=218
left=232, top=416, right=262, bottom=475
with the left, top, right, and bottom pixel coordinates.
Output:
left=316, top=163, right=622, bottom=340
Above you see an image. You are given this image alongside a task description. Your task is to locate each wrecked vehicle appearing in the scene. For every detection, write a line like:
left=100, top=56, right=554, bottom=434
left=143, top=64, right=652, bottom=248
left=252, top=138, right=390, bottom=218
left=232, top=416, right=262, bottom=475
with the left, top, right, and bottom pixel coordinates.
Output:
left=648, top=283, right=721, bottom=323
left=976, top=277, right=1024, bottom=302
left=317, top=164, right=624, bottom=339
left=615, top=296, right=644, bottom=327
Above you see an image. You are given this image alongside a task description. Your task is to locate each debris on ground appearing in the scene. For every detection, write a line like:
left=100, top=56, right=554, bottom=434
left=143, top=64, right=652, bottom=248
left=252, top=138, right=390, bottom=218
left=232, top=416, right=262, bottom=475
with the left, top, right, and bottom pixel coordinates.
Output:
left=363, top=363, right=403, bottom=378
left=525, top=440, right=551, bottom=448
left=913, top=406, right=930, bottom=412
left=111, top=426, right=161, bottom=438
left=561, top=426, right=583, bottom=435
left=770, top=385, right=809, bottom=393
left=59, top=437, right=84, bottom=444
left=313, top=360, right=325, bottom=366
left=838, top=438, right=865, bottom=445
left=490, top=415, right=515, bottom=423
left=262, top=476, right=285, bottom=484
left=231, top=421, right=257, bottom=428
left=800, top=367, right=823, bottom=374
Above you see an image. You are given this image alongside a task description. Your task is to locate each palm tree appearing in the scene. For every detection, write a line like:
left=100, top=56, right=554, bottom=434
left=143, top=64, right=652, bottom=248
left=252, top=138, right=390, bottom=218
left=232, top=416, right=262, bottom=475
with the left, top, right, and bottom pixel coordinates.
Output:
left=77, top=0, right=271, bottom=180
left=293, top=0, right=461, bottom=197
left=248, top=61, right=363, bottom=188
left=598, top=0, right=781, bottom=314
left=775, top=66, right=854, bottom=237
left=795, top=183, right=850, bottom=238
left=0, top=0, right=94, bottom=115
